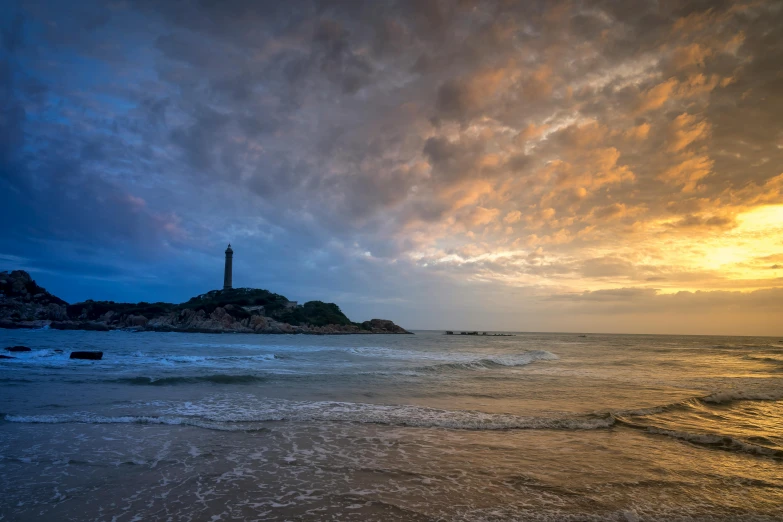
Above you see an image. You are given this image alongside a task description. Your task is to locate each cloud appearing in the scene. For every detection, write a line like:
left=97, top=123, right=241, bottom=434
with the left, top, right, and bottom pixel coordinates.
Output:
left=671, top=43, right=713, bottom=70
left=465, top=206, right=500, bottom=227
left=2, top=0, right=782, bottom=334
left=658, top=154, right=714, bottom=192
left=588, top=203, right=631, bottom=221
left=667, top=214, right=736, bottom=229
left=666, top=113, right=710, bottom=153
left=549, top=148, right=635, bottom=190
left=515, top=123, right=549, bottom=144
left=435, top=67, right=509, bottom=121
left=503, top=210, right=522, bottom=224
left=636, top=77, right=678, bottom=113
left=625, top=122, right=650, bottom=141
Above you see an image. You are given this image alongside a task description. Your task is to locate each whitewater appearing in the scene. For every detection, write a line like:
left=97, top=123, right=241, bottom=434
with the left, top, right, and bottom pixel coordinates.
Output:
left=1, top=330, right=782, bottom=521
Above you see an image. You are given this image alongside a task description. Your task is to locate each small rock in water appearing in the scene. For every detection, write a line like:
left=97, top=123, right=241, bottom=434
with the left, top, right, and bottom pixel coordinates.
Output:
left=0, top=354, right=16, bottom=359
left=5, top=346, right=31, bottom=352
left=54, top=349, right=64, bottom=353
left=70, top=351, right=103, bottom=360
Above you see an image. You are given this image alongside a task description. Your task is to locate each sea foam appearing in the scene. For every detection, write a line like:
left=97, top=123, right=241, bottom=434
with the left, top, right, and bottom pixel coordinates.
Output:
left=4, top=399, right=612, bottom=432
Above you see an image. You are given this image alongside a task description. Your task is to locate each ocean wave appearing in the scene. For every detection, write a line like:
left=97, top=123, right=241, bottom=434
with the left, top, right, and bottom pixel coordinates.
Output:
left=111, top=374, right=269, bottom=385
left=615, top=418, right=783, bottom=459
left=702, top=389, right=783, bottom=404
left=2, top=413, right=265, bottom=432
left=0, top=350, right=281, bottom=369
left=610, top=391, right=783, bottom=459
left=614, top=389, right=783, bottom=418
left=613, top=396, right=709, bottom=418
left=161, top=398, right=616, bottom=430
left=130, top=352, right=278, bottom=363
left=743, top=355, right=783, bottom=363
left=0, top=349, right=68, bottom=359
left=348, top=347, right=558, bottom=367
left=413, top=351, right=559, bottom=372
left=3, top=400, right=613, bottom=432
left=5, top=390, right=780, bottom=454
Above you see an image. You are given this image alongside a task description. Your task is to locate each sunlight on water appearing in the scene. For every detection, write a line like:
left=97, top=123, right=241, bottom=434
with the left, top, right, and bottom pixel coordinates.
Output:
left=1, top=330, right=782, bottom=520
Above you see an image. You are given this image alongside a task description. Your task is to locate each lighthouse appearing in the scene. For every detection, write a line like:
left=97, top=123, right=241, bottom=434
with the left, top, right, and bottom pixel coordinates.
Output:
left=223, top=244, right=233, bottom=290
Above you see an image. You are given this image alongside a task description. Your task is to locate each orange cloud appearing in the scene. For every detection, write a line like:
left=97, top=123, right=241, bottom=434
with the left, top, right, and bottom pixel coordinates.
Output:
left=574, top=148, right=634, bottom=187
left=635, top=74, right=720, bottom=116
left=503, top=210, right=522, bottom=224
left=588, top=203, right=629, bottom=221
left=556, top=120, right=608, bottom=148
left=625, top=123, right=651, bottom=141
left=666, top=113, right=710, bottom=153
left=436, top=67, right=511, bottom=119
left=671, top=43, right=713, bottom=70
left=522, top=64, right=554, bottom=101
left=658, top=154, right=714, bottom=192
left=466, top=206, right=500, bottom=227
left=448, top=179, right=496, bottom=210
left=636, top=78, right=678, bottom=113
left=677, top=73, right=721, bottom=97
left=515, top=123, right=549, bottom=144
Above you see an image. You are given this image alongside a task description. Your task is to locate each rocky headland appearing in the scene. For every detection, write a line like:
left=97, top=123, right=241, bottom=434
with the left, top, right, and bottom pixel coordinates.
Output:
left=0, top=270, right=410, bottom=335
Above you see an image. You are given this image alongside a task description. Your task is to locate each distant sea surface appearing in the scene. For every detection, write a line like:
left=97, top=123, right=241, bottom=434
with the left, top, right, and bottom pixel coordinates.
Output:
left=1, top=330, right=782, bottom=521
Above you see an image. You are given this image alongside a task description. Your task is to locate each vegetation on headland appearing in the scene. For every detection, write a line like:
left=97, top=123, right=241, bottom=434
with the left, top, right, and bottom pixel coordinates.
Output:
left=71, top=289, right=355, bottom=327
left=0, top=270, right=409, bottom=334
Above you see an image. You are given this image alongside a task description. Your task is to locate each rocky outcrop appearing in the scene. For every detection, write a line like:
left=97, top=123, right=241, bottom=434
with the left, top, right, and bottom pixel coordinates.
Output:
left=359, top=319, right=410, bottom=334
left=0, top=270, right=68, bottom=324
left=5, top=346, right=31, bottom=352
left=142, top=307, right=411, bottom=335
left=0, top=270, right=411, bottom=335
left=70, top=351, right=103, bottom=360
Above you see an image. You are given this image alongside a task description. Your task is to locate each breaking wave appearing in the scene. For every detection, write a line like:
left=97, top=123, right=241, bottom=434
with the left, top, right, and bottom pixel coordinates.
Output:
left=614, top=389, right=783, bottom=413
left=702, top=389, right=783, bottom=404
left=614, top=417, right=783, bottom=459
left=345, top=347, right=558, bottom=370
left=413, top=351, right=559, bottom=372
left=96, top=350, right=559, bottom=385
left=2, top=413, right=265, bottom=432
left=5, top=389, right=781, bottom=459
left=611, top=391, right=783, bottom=459
left=111, top=374, right=269, bottom=385
left=3, top=400, right=613, bottom=431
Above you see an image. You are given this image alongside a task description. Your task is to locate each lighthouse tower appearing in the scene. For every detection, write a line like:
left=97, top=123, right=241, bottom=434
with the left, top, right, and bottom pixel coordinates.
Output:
left=223, top=244, right=233, bottom=290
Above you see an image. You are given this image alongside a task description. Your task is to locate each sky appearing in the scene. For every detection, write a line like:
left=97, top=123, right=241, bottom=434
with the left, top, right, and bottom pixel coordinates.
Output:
left=1, top=0, right=783, bottom=335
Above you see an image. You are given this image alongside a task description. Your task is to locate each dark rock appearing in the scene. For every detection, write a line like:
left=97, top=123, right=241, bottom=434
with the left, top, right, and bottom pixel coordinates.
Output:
left=2, top=271, right=411, bottom=335
left=360, top=318, right=411, bottom=334
left=5, top=345, right=31, bottom=352
left=70, top=351, right=103, bottom=360
left=0, top=320, right=36, bottom=330
left=51, top=321, right=110, bottom=331
left=127, top=315, right=148, bottom=327
left=0, top=354, right=15, bottom=359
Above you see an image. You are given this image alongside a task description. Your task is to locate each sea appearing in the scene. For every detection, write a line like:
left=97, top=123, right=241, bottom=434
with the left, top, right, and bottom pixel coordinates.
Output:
left=0, top=329, right=781, bottom=521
